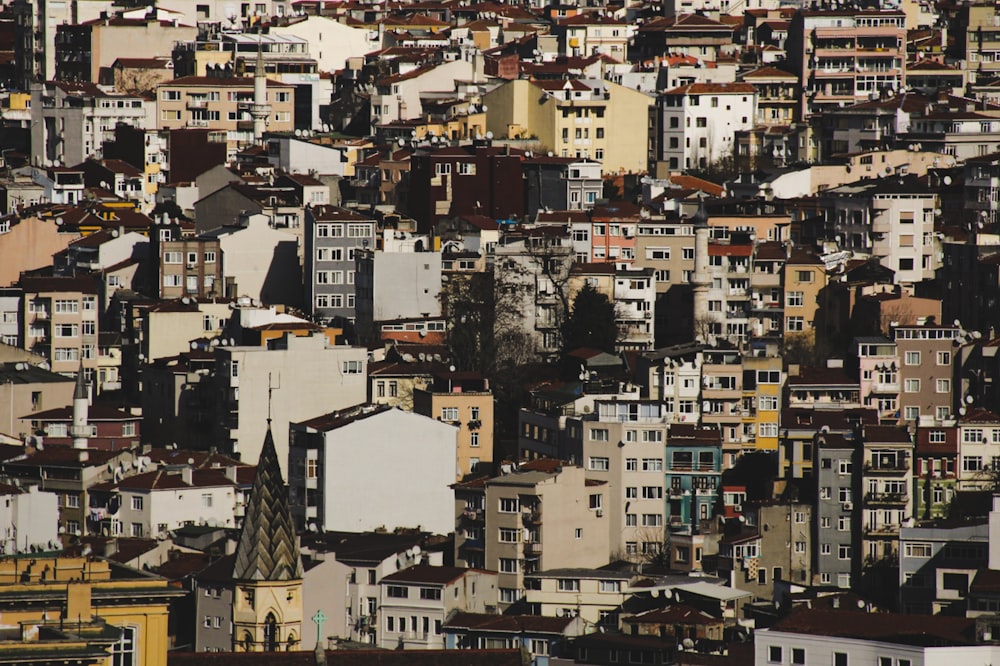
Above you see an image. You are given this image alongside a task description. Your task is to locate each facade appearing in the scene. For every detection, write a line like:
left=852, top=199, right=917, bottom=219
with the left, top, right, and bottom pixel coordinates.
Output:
left=303, top=205, right=376, bottom=323
left=288, top=405, right=457, bottom=535
left=413, top=373, right=494, bottom=479
left=666, top=424, right=722, bottom=534
left=354, top=248, right=443, bottom=344
left=813, top=431, right=859, bottom=589
left=523, top=568, right=630, bottom=627
left=898, top=519, right=988, bottom=614
left=656, top=83, right=757, bottom=172
left=895, top=323, right=959, bottom=425
left=378, top=565, right=498, bottom=650
left=452, top=463, right=610, bottom=610
left=18, top=275, right=100, bottom=378
left=0, top=363, right=75, bottom=440
left=215, top=332, right=368, bottom=474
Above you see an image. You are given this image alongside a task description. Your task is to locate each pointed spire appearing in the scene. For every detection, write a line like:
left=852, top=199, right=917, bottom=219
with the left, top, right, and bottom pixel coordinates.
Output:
left=233, top=424, right=302, bottom=581
left=73, top=363, right=87, bottom=400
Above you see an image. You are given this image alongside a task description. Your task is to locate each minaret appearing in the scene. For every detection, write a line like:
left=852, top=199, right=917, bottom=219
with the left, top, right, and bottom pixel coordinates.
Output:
left=232, top=423, right=303, bottom=651
left=69, top=365, right=89, bottom=449
left=250, top=41, right=271, bottom=143
left=690, top=195, right=711, bottom=341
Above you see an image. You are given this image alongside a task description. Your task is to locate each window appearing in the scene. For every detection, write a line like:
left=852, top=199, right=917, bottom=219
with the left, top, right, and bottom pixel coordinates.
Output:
left=904, top=542, right=933, bottom=558
left=590, top=428, right=609, bottom=441
left=499, top=558, right=518, bottom=573
left=557, top=579, right=579, bottom=592
left=938, top=351, right=951, bottom=366
left=838, top=545, right=852, bottom=559
left=759, top=395, right=779, bottom=411
left=111, top=626, right=137, bottom=666
left=834, top=653, right=848, bottom=666
left=904, top=379, right=920, bottom=393
left=65, top=494, right=79, bottom=508
left=936, top=379, right=951, bottom=393
left=441, top=407, right=459, bottom=421
left=786, top=316, right=804, bottom=332
left=499, top=498, right=519, bottom=513
left=768, top=646, right=782, bottom=663
left=343, top=360, right=363, bottom=374
left=786, top=291, right=804, bottom=307
left=792, top=648, right=805, bottom=665
left=589, top=456, right=609, bottom=471
left=386, top=586, right=408, bottom=598
left=131, top=496, right=143, bottom=511
left=600, top=580, right=620, bottom=593
left=54, top=299, right=79, bottom=314
left=796, top=270, right=814, bottom=283
left=625, top=458, right=637, bottom=471
left=498, top=528, right=520, bottom=543
left=419, top=587, right=442, bottom=600
left=641, top=486, right=663, bottom=499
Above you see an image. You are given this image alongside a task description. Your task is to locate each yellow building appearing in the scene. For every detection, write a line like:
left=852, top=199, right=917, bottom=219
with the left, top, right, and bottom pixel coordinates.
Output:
left=0, top=552, right=182, bottom=665
left=483, top=78, right=654, bottom=174
left=414, top=372, right=495, bottom=479
left=742, top=353, right=783, bottom=452
left=783, top=248, right=826, bottom=353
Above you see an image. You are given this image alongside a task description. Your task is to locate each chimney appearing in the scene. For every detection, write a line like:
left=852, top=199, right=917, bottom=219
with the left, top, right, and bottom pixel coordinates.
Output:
left=181, top=467, right=193, bottom=485
left=225, top=465, right=238, bottom=483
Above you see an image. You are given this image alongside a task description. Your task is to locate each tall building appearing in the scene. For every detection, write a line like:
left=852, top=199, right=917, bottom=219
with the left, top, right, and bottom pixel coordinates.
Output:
left=232, top=425, right=304, bottom=651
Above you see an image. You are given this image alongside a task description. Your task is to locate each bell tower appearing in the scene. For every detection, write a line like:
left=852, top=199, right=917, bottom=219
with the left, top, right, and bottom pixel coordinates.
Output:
left=232, top=424, right=303, bottom=651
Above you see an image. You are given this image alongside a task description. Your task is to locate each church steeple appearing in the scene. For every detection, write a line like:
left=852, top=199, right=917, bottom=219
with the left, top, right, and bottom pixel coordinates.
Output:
left=231, top=424, right=303, bottom=652
left=234, top=424, right=302, bottom=581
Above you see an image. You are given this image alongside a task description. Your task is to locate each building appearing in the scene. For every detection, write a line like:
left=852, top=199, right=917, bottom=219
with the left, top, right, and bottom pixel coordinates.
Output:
left=894, top=323, right=959, bottom=424
left=483, top=78, right=655, bottom=174
left=215, top=332, right=368, bottom=474
left=30, top=82, right=149, bottom=167
left=378, top=564, right=498, bottom=649
left=443, top=612, right=581, bottom=662
left=18, top=275, right=100, bottom=378
left=288, top=405, right=456, bottom=535
left=813, top=430, right=859, bottom=589
left=452, top=462, right=610, bottom=610
left=0, top=362, right=75, bottom=439
left=913, top=425, right=958, bottom=520
left=655, top=83, right=757, bottom=173
left=413, top=372, right=494, bottom=479
left=303, top=205, right=376, bottom=323
left=0, top=482, right=59, bottom=554
left=898, top=518, right=988, bottom=614
left=354, top=247, right=443, bottom=344
left=523, top=568, right=631, bottom=628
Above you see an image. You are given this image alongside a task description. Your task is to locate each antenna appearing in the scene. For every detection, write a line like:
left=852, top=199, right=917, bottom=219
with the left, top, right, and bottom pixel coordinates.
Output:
left=267, top=372, right=280, bottom=426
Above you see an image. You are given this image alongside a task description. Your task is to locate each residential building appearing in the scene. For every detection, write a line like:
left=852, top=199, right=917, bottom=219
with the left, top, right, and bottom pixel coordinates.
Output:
left=443, top=612, right=582, bottom=661
left=854, top=336, right=900, bottom=424
left=741, top=66, right=799, bottom=128
left=895, top=323, right=959, bottom=424
left=743, top=351, right=785, bottom=454
left=378, top=565, right=498, bottom=650
left=354, top=247, right=442, bottom=344
left=899, top=518, right=988, bottom=614
left=371, top=58, right=474, bottom=126
left=18, top=275, right=100, bottom=378
left=413, top=372, right=494, bottom=479
left=288, top=405, right=456, bottom=535
left=813, top=430, right=859, bottom=589
left=786, top=9, right=907, bottom=117
left=154, top=236, right=224, bottom=300
left=655, top=83, right=757, bottom=173
left=0, top=483, right=59, bottom=554
left=719, top=500, right=812, bottom=599
left=27, top=403, right=141, bottom=451
left=30, top=82, right=149, bottom=167
left=303, top=206, right=376, bottom=323
left=956, top=408, right=1000, bottom=490
left=913, top=425, right=958, bottom=520
left=0, top=362, right=75, bottom=439
left=523, top=568, right=631, bottom=628
left=215, top=332, right=368, bottom=474
left=786, top=363, right=861, bottom=411
left=666, top=424, right=722, bottom=534
left=565, top=399, right=670, bottom=560
left=555, top=14, right=630, bottom=60
left=452, top=462, right=610, bottom=610
left=483, top=78, right=655, bottom=174
left=783, top=249, right=826, bottom=351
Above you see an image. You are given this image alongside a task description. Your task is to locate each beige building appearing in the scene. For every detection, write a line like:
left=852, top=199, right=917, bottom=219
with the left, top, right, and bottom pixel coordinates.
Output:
left=155, top=76, right=294, bottom=148
left=156, top=236, right=224, bottom=300
left=413, top=372, right=494, bottom=479
left=0, top=362, right=75, bottom=439
left=484, top=78, right=654, bottom=174
left=18, top=275, right=100, bottom=378
left=524, top=568, right=631, bottom=628
left=141, top=299, right=232, bottom=363
left=783, top=249, right=826, bottom=346
left=453, top=462, right=610, bottom=610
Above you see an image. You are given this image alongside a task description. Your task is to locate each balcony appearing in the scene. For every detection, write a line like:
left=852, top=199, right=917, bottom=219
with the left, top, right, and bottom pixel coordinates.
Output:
left=460, top=538, right=484, bottom=551
left=869, top=381, right=900, bottom=394
left=864, top=461, right=909, bottom=474
left=669, top=462, right=718, bottom=472
left=522, top=510, right=542, bottom=526
left=186, top=98, right=209, bottom=109
left=525, top=542, right=542, bottom=555
left=462, top=508, right=484, bottom=522
left=187, top=119, right=210, bottom=128
left=864, top=491, right=908, bottom=506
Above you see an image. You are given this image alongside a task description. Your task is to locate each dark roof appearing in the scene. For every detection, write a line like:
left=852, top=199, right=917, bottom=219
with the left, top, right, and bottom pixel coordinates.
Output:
left=625, top=604, right=721, bottom=625
left=232, top=427, right=303, bottom=582
left=770, top=608, right=977, bottom=647
left=786, top=366, right=856, bottom=387
left=443, top=612, right=573, bottom=633
left=0, top=364, right=74, bottom=385
left=381, top=564, right=488, bottom=585
left=971, top=568, right=1000, bottom=595
left=19, top=274, right=98, bottom=295
left=26, top=404, right=138, bottom=422
left=167, top=649, right=523, bottom=666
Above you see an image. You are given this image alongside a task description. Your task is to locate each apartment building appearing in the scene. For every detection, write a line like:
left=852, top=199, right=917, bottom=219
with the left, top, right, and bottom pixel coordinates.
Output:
left=855, top=336, right=900, bottom=424
left=666, top=424, right=722, bottom=534
left=288, top=405, right=456, bottom=535
left=899, top=516, right=988, bottom=615
left=860, top=425, right=914, bottom=580
left=303, top=205, right=376, bottom=324
left=700, top=344, right=744, bottom=456
left=895, top=323, right=959, bottom=425
left=30, top=82, right=149, bottom=168
left=155, top=76, right=294, bottom=148
left=742, top=351, right=784, bottom=454
left=656, top=83, right=756, bottom=173
left=214, top=332, right=368, bottom=474
left=413, top=372, right=494, bottom=479
left=565, top=400, right=670, bottom=560
left=955, top=408, right=1000, bottom=490
left=354, top=247, right=442, bottom=345
left=378, top=565, right=497, bottom=650
left=783, top=249, right=825, bottom=344
left=741, top=66, right=799, bottom=127
left=913, top=425, right=958, bottom=520
left=702, top=236, right=754, bottom=345
left=18, top=275, right=100, bottom=378
left=640, top=342, right=703, bottom=426
left=813, top=430, right=860, bottom=589
left=787, top=9, right=907, bottom=117
left=523, top=568, right=631, bottom=627
left=483, top=78, right=655, bottom=174
left=452, top=463, right=610, bottom=610
left=155, top=236, right=224, bottom=300
left=968, top=0, right=1000, bottom=84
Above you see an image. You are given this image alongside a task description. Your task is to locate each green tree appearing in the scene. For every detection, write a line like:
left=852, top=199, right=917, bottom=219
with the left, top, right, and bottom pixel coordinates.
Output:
left=560, top=284, right=617, bottom=354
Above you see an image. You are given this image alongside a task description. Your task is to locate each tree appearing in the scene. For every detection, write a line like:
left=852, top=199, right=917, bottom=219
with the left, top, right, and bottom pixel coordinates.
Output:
left=561, top=283, right=618, bottom=354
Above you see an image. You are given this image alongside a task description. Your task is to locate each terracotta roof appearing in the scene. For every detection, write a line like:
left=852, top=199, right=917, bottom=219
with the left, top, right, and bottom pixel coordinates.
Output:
left=665, top=82, right=756, bottom=95
left=165, top=76, right=293, bottom=88
left=167, top=649, right=523, bottom=665
left=382, top=563, right=490, bottom=585
left=770, top=608, right=977, bottom=646
left=444, top=612, right=573, bottom=633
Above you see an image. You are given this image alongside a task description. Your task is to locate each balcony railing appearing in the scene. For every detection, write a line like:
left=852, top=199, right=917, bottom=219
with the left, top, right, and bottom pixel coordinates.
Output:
left=864, top=461, right=909, bottom=474
left=525, top=542, right=542, bottom=555
left=864, top=491, right=908, bottom=505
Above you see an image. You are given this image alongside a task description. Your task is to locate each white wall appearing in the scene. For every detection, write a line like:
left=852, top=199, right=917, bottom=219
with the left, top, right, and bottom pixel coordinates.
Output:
left=214, top=213, right=301, bottom=306
left=321, top=409, right=456, bottom=535
left=0, top=486, right=59, bottom=553
left=270, top=16, right=374, bottom=75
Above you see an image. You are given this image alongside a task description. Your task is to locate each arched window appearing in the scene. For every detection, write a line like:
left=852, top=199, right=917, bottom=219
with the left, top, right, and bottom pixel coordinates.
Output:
left=263, top=613, right=278, bottom=652
left=242, top=631, right=253, bottom=651
left=286, top=631, right=297, bottom=651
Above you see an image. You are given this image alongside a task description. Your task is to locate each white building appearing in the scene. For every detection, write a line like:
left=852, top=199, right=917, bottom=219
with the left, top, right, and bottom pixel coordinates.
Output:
left=267, top=136, right=350, bottom=177
left=270, top=15, right=375, bottom=75
left=216, top=332, right=368, bottom=475
left=354, top=248, right=442, bottom=343
left=288, top=405, right=457, bottom=535
left=657, top=82, right=757, bottom=172
left=99, top=467, right=239, bottom=538
left=200, top=212, right=301, bottom=306
left=0, top=483, right=59, bottom=554
left=371, top=58, right=475, bottom=125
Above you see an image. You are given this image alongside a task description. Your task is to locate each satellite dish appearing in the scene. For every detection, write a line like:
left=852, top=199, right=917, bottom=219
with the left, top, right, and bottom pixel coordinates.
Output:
left=295, top=129, right=303, bottom=137
left=943, top=175, right=953, bottom=185
left=398, top=138, right=405, bottom=146
left=682, top=639, right=695, bottom=649
left=959, top=406, right=967, bottom=416
left=967, top=394, right=975, bottom=404
left=190, top=341, right=198, bottom=350
left=857, top=599, right=866, bottom=609
left=485, top=130, right=494, bottom=140
left=481, top=105, right=488, bottom=112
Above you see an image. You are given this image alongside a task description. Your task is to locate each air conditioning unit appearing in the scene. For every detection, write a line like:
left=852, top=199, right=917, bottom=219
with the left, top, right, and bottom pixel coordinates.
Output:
left=596, top=509, right=604, bottom=517
left=187, top=263, right=196, bottom=269
left=842, top=502, right=853, bottom=511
